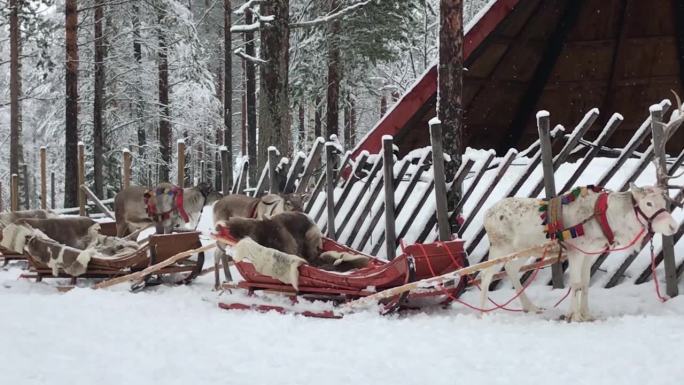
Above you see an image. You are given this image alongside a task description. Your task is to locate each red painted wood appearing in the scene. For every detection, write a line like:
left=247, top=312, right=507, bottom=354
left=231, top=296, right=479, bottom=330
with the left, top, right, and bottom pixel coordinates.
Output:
left=352, top=0, right=520, bottom=159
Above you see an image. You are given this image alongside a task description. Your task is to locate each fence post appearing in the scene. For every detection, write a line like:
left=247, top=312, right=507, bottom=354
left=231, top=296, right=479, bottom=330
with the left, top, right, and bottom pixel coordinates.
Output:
left=22, top=164, right=29, bottom=209
left=78, top=142, right=86, bottom=216
left=40, top=147, right=47, bottom=209
left=268, top=147, right=279, bottom=194
left=220, top=146, right=230, bottom=195
left=11, top=174, right=18, bottom=211
left=177, top=140, right=186, bottom=187
left=650, top=105, right=678, bottom=297
left=382, top=136, right=397, bottom=260
left=537, top=111, right=564, bottom=289
left=325, top=143, right=337, bottom=239
left=122, top=149, right=132, bottom=189
left=51, top=172, right=55, bottom=209
left=429, top=119, right=452, bottom=242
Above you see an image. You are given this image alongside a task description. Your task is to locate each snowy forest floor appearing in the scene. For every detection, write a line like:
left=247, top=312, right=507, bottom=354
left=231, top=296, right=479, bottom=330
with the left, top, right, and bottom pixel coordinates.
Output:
left=2, top=206, right=684, bottom=385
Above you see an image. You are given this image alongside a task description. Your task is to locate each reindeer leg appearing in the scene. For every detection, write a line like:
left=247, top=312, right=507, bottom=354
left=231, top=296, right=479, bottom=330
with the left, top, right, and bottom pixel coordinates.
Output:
left=579, top=255, right=594, bottom=320
left=566, top=253, right=590, bottom=322
left=478, top=265, right=497, bottom=317
left=505, top=258, right=541, bottom=313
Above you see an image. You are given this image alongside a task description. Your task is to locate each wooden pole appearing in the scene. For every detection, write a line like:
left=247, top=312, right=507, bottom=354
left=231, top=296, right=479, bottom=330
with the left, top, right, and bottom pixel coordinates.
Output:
left=382, top=136, right=397, bottom=260
left=177, top=140, right=186, bottom=187
left=22, top=164, right=29, bottom=209
left=122, top=148, right=132, bottom=189
left=77, top=142, right=86, bottom=216
left=268, top=147, right=279, bottom=194
left=220, top=146, right=230, bottom=195
left=11, top=174, right=18, bottom=211
left=650, top=105, right=678, bottom=297
left=40, top=147, right=47, bottom=209
left=324, top=143, right=336, bottom=239
left=537, top=111, right=564, bottom=289
left=430, top=119, right=452, bottom=242
left=80, top=185, right=115, bottom=219
left=50, top=171, right=55, bottom=209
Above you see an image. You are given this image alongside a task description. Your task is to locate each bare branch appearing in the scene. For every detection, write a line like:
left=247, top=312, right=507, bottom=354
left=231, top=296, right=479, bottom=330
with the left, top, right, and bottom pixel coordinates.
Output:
left=234, top=48, right=267, bottom=65
left=290, top=0, right=371, bottom=28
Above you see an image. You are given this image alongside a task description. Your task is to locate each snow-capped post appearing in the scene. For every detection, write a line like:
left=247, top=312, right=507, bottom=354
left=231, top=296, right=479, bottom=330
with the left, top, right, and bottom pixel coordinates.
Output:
left=50, top=172, right=55, bottom=209
left=177, top=140, right=186, bottom=187
left=650, top=104, right=678, bottom=297
left=283, top=152, right=306, bottom=194
left=429, top=119, right=451, bottom=242
left=382, top=136, right=397, bottom=260
left=296, top=138, right=324, bottom=195
left=40, top=147, right=47, bottom=209
left=220, top=146, right=230, bottom=195
left=122, top=149, right=132, bottom=190
left=537, top=111, right=563, bottom=289
left=268, top=147, right=279, bottom=194
left=78, top=142, right=86, bottom=216
left=11, top=174, right=18, bottom=211
left=325, top=142, right=337, bottom=239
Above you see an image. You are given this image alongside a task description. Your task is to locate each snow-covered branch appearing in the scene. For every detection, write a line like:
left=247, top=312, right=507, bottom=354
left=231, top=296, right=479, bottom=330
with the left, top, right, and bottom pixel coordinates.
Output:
left=235, top=0, right=262, bottom=15
left=233, top=48, right=268, bottom=65
left=291, top=0, right=371, bottom=28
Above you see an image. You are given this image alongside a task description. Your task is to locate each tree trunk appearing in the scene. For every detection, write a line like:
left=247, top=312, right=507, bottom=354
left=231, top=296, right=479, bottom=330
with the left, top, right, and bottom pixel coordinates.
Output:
left=298, top=103, right=306, bottom=149
left=9, top=0, right=23, bottom=182
left=157, top=3, right=171, bottom=182
left=380, top=94, right=387, bottom=116
left=314, top=94, right=322, bottom=138
left=64, top=0, right=79, bottom=208
left=93, top=0, right=105, bottom=197
left=258, top=0, right=291, bottom=166
left=133, top=1, right=146, bottom=174
left=438, top=0, right=464, bottom=231
left=344, top=93, right=356, bottom=148
left=223, top=0, right=233, bottom=189
left=245, top=9, right=258, bottom=184
left=325, top=0, right=341, bottom=139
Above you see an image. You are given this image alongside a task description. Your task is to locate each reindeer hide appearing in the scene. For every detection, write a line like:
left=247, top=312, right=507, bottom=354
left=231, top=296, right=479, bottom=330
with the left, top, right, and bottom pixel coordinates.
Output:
left=233, top=237, right=307, bottom=290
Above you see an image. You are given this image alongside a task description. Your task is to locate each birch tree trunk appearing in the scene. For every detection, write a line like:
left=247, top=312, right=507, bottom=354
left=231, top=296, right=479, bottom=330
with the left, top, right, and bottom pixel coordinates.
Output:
left=245, top=9, right=258, bottom=184
left=93, top=0, right=105, bottom=197
left=64, top=0, right=79, bottom=208
left=438, top=0, right=464, bottom=231
left=258, top=0, right=291, bottom=165
left=325, top=0, right=341, bottom=139
left=157, top=2, right=171, bottom=182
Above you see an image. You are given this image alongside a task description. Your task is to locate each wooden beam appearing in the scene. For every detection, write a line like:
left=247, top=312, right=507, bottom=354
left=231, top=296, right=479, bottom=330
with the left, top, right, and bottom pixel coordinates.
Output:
left=11, top=174, right=18, bottom=212
left=502, top=0, right=585, bottom=152
left=80, top=184, right=114, bottom=219
left=324, top=143, right=337, bottom=240
left=122, top=149, right=132, bottom=189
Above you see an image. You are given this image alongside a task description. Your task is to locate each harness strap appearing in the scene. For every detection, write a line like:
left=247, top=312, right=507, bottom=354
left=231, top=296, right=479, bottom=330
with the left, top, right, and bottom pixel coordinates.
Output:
left=174, top=188, right=190, bottom=223
left=594, top=192, right=615, bottom=245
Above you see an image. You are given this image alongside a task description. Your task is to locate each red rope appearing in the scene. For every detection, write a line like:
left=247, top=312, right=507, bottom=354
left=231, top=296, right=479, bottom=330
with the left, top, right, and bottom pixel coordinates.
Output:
left=649, top=241, right=668, bottom=302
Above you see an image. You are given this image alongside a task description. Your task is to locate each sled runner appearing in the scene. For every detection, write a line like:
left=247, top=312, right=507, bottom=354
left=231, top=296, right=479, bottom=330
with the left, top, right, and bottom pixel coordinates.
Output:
left=213, top=228, right=470, bottom=316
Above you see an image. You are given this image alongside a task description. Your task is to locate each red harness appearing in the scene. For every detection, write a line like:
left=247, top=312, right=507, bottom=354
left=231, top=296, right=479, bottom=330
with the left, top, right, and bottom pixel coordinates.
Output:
left=594, top=192, right=615, bottom=245
left=143, top=186, right=190, bottom=223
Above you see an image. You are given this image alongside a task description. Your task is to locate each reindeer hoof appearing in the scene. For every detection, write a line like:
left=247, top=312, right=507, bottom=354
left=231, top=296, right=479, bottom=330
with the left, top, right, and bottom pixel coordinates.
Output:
left=562, top=312, right=594, bottom=322
left=523, top=305, right=544, bottom=314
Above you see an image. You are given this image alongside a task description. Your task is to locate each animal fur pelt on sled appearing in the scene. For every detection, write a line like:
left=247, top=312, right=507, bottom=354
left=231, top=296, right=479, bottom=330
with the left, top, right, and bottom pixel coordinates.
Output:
left=233, top=237, right=307, bottom=290
left=0, top=209, right=57, bottom=227
left=1, top=222, right=139, bottom=277
left=315, top=251, right=371, bottom=271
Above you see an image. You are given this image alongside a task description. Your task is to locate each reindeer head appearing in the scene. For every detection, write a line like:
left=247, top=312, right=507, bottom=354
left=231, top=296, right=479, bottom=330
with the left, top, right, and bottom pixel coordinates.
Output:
left=143, top=183, right=187, bottom=234
left=629, top=184, right=678, bottom=236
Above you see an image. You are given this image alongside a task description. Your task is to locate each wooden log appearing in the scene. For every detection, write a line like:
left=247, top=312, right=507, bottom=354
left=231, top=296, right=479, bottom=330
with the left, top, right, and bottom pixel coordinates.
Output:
left=382, top=136, right=397, bottom=259
left=283, top=151, right=306, bottom=194
left=429, top=120, right=451, bottom=242
left=458, top=149, right=517, bottom=237
left=94, top=242, right=216, bottom=289
left=22, top=164, right=29, bottom=210
left=78, top=142, right=86, bottom=216
left=122, top=148, right=132, bottom=189
left=40, top=147, right=47, bottom=209
left=560, top=113, right=622, bottom=193
left=268, top=147, right=280, bottom=194
left=80, top=184, right=115, bottom=219
left=650, top=105, right=678, bottom=297
left=50, top=172, right=55, bottom=209
left=296, top=138, right=324, bottom=194
left=220, top=146, right=230, bottom=195
left=11, top=174, right=18, bottom=212
left=537, top=111, right=563, bottom=288
left=344, top=242, right=559, bottom=312
left=177, top=140, right=186, bottom=187
left=324, top=143, right=337, bottom=239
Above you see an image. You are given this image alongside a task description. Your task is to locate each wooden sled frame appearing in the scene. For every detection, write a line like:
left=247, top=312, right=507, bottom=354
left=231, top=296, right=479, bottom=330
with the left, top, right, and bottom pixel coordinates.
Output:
left=21, top=231, right=205, bottom=289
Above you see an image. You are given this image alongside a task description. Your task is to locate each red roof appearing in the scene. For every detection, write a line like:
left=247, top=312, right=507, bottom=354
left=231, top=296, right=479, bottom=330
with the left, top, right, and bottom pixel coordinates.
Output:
left=351, top=0, right=520, bottom=159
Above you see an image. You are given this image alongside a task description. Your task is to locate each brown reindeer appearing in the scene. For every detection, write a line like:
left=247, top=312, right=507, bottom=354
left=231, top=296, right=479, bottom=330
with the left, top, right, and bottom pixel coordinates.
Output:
left=114, top=182, right=220, bottom=237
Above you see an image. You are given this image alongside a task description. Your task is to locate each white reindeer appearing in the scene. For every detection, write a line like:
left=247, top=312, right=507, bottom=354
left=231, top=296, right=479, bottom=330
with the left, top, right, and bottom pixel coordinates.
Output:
left=482, top=184, right=678, bottom=321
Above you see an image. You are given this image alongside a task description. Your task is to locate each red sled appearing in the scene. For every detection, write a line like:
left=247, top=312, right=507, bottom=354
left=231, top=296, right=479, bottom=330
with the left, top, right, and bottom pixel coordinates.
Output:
left=217, top=236, right=469, bottom=317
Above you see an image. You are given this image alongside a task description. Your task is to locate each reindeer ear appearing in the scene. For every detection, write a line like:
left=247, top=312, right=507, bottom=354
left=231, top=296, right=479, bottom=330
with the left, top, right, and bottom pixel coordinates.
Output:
left=630, top=183, right=647, bottom=199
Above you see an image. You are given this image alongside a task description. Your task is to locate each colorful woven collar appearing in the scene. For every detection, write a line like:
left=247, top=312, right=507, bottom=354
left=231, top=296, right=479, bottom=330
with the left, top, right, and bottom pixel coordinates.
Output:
left=539, top=185, right=603, bottom=241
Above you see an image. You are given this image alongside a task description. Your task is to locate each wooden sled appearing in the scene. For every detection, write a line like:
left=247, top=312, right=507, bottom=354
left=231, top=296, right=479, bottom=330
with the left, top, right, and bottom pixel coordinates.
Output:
left=216, top=234, right=469, bottom=316
left=21, top=231, right=205, bottom=289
